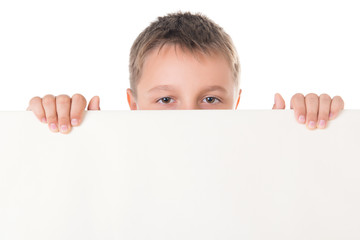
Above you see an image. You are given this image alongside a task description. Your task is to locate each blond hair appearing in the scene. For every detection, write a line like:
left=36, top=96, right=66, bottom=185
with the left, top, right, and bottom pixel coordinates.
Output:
left=129, top=11, right=240, bottom=99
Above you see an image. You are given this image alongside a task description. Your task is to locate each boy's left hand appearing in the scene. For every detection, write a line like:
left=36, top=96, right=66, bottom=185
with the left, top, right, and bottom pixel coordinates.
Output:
left=272, top=93, right=344, bottom=130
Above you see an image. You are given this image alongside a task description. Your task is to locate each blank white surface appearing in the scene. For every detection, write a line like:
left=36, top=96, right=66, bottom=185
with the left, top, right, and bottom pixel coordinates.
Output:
left=0, top=110, right=360, bottom=239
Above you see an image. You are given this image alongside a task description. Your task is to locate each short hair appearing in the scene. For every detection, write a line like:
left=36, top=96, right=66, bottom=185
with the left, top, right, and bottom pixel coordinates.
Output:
left=129, top=11, right=240, bottom=99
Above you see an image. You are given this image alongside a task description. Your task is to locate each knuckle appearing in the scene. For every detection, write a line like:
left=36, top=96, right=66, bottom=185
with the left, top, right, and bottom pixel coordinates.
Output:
left=305, top=94, right=319, bottom=105
left=43, top=94, right=55, bottom=99
left=56, top=95, right=71, bottom=105
left=72, top=93, right=87, bottom=104
left=42, top=95, right=55, bottom=105
left=305, top=93, right=318, bottom=99
left=292, top=93, right=304, bottom=100
left=333, top=95, right=344, bottom=103
left=290, top=93, right=305, bottom=110
left=72, top=93, right=84, bottom=99
left=43, top=94, right=55, bottom=98
left=29, top=96, right=41, bottom=105
left=319, top=93, right=331, bottom=100
left=332, top=96, right=345, bottom=108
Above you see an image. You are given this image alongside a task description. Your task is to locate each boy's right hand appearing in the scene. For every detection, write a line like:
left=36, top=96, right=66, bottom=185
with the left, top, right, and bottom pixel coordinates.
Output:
left=27, top=94, right=100, bottom=134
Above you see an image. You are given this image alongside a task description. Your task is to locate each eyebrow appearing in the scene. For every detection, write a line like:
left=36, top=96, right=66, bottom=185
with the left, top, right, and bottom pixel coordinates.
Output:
left=147, top=85, right=228, bottom=94
left=147, top=85, right=176, bottom=93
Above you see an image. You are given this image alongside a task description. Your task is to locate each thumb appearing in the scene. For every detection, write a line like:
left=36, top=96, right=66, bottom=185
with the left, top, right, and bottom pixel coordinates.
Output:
left=272, top=93, right=285, bottom=110
left=87, top=96, right=100, bottom=110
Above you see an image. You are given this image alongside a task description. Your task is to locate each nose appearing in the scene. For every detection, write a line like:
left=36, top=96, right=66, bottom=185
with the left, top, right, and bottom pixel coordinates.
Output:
left=178, top=102, right=201, bottom=110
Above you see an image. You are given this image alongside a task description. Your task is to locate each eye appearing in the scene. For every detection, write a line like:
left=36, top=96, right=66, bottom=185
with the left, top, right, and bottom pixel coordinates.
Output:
left=156, top=97, right=175, bottom=104
left=202, top=97, right=221, bottom=104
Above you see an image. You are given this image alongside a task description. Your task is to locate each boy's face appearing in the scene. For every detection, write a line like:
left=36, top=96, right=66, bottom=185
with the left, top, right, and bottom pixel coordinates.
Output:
left=126, top=44, right=242, bottom=110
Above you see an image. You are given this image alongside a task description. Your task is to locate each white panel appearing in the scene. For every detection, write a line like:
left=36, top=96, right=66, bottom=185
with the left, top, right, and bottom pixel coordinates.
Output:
left=0, top=110, right=359, bottom=239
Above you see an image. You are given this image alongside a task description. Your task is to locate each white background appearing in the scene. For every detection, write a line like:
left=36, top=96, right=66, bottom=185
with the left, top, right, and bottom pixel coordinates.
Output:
left=0, top=0, right=359, bottom=111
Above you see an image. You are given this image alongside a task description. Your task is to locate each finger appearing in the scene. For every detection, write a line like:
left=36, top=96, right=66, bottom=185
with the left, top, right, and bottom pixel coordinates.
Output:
left=70, top=93, right=87, bottom=126
left=87, top=96, right=100, bottom=110
left=317, top=94, right=331, bottom=129
left=290, top=93, right=306, bottom=124
left=305, top=93, right=319, bottom=130
left=56, top=94, right=71, bottom=134
left=272, top=93, right=285, bottom=109
left=42, top=94, right=58, bottom=132
left=329, top=96, right=345, bottom=120
left=28, top=96, right=47, bottom=123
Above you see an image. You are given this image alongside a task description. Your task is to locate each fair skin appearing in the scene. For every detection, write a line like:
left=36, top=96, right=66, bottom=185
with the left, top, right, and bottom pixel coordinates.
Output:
left=27, top=44, right=344, bottom=134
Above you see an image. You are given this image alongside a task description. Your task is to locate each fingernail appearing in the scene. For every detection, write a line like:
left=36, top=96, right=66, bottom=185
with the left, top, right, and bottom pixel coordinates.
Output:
left=60, top=125, right=68, bottom=132
left=318, top=120, right=326, bottom=128
left=41, top=117, right=47, bottom=123
left=329, top=112, right=333, bottom=119
left=308, top=121, right=316, bottom=129
left=50, top=123, right=57, bottom=131
left=299, top=115, right=305, bottom=123
left=71, top=119, right=78, bottom=126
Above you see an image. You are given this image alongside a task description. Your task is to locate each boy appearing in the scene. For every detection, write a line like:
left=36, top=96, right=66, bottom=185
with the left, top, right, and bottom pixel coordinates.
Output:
left=27, top=12, right=344, bottom=134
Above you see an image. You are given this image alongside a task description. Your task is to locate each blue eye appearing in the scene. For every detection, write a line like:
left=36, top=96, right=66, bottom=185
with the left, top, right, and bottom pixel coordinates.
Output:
left=157, top=97, right=174, bottom=104
left=203, top=97, right=220, bottom=104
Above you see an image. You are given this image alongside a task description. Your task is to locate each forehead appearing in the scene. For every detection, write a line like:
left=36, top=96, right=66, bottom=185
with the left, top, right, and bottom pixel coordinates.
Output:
left=138, top=43, right=234, bottom=89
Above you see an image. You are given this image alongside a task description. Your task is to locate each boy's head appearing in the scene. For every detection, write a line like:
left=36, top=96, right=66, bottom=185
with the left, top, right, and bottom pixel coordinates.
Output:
left=127, top=12, right=242, bottom=110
